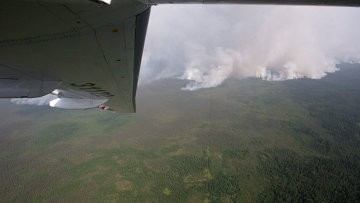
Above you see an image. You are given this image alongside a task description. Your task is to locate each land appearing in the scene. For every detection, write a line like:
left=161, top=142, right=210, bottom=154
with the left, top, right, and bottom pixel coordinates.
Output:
left=1, top=63, right=360, bottom=202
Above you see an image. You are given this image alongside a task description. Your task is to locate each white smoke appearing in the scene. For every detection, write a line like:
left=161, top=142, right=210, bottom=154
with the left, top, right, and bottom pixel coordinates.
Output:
left=140, top=5, right=360, bottom=90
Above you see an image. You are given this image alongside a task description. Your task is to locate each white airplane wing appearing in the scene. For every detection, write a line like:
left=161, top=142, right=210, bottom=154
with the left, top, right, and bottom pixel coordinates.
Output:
left=0, top=0, right=150, bottom=112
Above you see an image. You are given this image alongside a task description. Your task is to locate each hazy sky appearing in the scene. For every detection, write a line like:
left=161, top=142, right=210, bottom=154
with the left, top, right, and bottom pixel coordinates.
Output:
left=140, top=5, right=360, bottom=90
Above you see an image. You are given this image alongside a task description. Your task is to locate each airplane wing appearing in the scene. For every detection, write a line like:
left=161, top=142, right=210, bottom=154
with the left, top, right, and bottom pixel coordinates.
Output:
left=1, top=0, right=359, bottom=112
left=0, top=0, right=150, bottom=112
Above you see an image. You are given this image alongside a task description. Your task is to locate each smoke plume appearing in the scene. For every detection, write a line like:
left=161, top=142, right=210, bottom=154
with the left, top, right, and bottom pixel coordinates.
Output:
left=140, top=5, right=360, bottom=90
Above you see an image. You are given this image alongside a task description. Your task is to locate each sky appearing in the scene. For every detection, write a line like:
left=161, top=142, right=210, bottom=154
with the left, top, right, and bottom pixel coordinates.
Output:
left=140, top=5, right=360, bottom=90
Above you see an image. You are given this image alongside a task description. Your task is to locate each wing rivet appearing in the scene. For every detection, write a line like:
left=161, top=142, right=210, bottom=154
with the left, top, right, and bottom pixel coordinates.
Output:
left=112, top=28, right=119, bottom=33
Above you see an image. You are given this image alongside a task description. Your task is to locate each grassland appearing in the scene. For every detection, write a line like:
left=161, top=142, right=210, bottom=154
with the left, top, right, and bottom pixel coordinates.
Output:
left=0, top=63, right=360, bottom=202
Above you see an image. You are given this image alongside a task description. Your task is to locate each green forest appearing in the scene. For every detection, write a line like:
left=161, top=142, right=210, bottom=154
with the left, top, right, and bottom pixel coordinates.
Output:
left=1, top=63, right=360, bottom=202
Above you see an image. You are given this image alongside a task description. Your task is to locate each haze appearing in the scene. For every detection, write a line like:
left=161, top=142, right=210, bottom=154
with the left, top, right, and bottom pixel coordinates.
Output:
left=141, top=5, right=360, bottom=90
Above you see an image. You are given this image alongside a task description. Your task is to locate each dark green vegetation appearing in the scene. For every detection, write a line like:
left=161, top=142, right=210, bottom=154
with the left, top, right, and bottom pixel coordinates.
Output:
left=1, top=63, right=360, bottom=202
